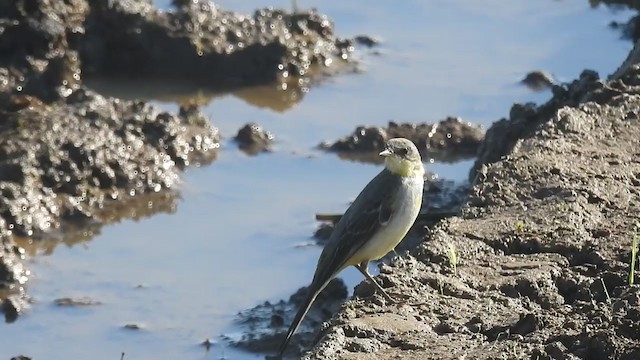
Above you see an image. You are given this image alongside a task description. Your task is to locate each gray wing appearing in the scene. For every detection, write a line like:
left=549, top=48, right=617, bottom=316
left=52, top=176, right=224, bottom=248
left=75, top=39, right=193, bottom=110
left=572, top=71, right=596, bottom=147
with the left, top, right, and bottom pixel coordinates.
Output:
left=310, top=169, right=400, bottom=287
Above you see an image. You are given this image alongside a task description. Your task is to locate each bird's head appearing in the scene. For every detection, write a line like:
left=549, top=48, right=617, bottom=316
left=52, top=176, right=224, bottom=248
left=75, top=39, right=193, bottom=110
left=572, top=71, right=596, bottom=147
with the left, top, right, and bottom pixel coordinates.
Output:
left=379, top=138, right=424, bottom=177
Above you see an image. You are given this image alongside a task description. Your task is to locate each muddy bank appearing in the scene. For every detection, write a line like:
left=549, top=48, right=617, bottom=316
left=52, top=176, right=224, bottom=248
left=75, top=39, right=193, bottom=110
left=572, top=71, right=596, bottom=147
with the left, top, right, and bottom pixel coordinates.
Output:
left=0, top=93, right=218, bottom=238
left=297, top=68, right=640, bottom=359
left=0, top=90, right=220, bottom=318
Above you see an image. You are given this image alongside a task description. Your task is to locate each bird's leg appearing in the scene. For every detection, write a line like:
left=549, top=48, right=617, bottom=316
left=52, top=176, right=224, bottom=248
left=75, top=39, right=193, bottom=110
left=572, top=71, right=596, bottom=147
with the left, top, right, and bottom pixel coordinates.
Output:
left=356, top=262, right=395, bottom=303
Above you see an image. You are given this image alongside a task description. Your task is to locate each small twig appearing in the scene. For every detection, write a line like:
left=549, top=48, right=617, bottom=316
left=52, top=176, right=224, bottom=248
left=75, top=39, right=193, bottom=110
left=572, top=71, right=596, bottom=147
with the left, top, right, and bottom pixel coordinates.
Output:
left=448, top=242, right=458, bottom=276
left=315, top=213, right=342, bottom=222
left=630, top=224, right=639, bottom=285
left=600, top=278, right=612, bottom=307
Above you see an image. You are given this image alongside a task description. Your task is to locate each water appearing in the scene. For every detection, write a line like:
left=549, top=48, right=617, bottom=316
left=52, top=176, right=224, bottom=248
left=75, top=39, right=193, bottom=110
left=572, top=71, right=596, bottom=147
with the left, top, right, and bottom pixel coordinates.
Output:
left=2, top=1, right=634, bottom=359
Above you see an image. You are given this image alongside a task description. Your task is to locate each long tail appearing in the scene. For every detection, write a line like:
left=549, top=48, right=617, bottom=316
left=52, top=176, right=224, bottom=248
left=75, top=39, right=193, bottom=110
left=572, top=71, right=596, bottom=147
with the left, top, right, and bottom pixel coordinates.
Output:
left=277, top=278, right=331, bottom=357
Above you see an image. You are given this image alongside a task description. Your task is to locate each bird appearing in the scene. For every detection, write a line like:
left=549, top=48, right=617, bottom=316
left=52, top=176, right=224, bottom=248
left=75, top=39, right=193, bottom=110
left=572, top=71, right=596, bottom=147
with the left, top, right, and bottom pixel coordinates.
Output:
left=277, top=137, right=425, bottom=356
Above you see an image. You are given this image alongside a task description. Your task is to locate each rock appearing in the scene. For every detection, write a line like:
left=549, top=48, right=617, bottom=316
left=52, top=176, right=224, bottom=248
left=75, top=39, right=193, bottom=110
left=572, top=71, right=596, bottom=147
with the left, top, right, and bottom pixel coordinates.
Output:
left=235, top=122, right=275, bottom=155
left=10, top=356, right=31, bottom=360
left=1, top=296, right=21, bottom=323
left=353, top=35, right=380, bottom=48
left=520, top=70, right=555, bottom=91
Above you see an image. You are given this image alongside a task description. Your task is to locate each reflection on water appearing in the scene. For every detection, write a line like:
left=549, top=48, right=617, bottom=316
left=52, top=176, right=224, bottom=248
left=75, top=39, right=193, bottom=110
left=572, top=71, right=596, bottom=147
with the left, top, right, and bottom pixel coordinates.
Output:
left=85, top=77, right=307, bottom=112
left=85, top=60, right=359, bottom=113
left=14, top=191, right=180, bottom=257
left=3, top=1, right=636, bottom=360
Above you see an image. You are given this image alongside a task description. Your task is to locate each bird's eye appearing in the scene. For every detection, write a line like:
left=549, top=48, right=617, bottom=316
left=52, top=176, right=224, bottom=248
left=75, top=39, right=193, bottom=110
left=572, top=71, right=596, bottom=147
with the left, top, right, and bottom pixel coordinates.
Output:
left=397, top=147, right=408, bottom=156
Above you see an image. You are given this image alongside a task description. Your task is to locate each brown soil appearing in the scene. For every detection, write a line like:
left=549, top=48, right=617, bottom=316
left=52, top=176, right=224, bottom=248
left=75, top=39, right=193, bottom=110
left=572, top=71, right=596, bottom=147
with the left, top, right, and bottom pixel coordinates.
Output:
left=300, top=68, right=640, bottom=359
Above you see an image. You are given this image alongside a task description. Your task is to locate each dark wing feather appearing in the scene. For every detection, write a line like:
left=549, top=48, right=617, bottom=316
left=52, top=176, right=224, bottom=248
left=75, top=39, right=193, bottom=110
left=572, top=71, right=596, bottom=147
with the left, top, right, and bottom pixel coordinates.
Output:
left=311, top=169, right=400, bottom=286
left=378, top=199, right=393, bottom=225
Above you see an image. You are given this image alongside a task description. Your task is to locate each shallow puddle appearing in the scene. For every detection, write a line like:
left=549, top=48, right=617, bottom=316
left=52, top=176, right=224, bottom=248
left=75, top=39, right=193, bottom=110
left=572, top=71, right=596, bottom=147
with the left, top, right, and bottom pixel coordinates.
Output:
left=2, top=1, right=635, bottom=359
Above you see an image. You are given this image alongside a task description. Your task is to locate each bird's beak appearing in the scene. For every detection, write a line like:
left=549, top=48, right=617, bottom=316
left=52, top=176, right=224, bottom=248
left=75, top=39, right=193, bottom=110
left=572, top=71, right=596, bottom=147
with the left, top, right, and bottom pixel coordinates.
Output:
left=379, top=149, right=392, bottom=157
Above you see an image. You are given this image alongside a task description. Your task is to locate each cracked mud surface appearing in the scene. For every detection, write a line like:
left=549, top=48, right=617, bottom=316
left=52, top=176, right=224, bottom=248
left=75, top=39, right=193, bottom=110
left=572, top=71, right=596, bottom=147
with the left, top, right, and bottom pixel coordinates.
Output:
left=297, top=69, right=640, bottom=359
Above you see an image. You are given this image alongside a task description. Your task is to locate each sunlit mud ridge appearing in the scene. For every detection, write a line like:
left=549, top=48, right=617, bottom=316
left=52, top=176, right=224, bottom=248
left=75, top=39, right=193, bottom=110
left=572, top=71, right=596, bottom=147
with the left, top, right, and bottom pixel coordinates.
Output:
left=78, top=0, right=356, bottom=88
left=300, top=67, right=640, bottom=359
left=0, top=0, right=357, bottom=321
left=320, top=117, right=485, bottom=164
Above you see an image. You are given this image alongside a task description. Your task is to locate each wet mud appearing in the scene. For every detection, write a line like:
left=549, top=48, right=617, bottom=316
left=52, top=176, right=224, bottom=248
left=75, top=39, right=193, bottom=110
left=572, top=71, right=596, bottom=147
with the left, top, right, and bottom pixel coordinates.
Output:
left=0, top=88, right=220, bottom=318
left=78, top=0, right=355, bottom=88
left=298, top=65, right=640, bottom=359
left=0, top=0, right=353, bottom=321
left=321, top=117, right=484, bottom=164
left=231, top=278, right=348, bottom=355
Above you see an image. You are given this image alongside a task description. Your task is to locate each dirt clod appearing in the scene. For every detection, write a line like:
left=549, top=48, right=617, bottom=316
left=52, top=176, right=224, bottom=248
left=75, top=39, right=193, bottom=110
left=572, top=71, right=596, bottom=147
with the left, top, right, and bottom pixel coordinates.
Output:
left=235, top=122, right=275, bottom=155
left=353, top=35, right=380, bottom=48
left=521, top=70, right=555, bottom=91
left=1, top=296, right=21, bottom=323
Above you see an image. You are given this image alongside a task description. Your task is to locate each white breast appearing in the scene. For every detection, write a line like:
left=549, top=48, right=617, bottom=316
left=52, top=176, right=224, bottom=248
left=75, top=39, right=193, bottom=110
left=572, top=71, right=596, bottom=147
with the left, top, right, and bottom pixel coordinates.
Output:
left=350, top=175, right=424, bottom=264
